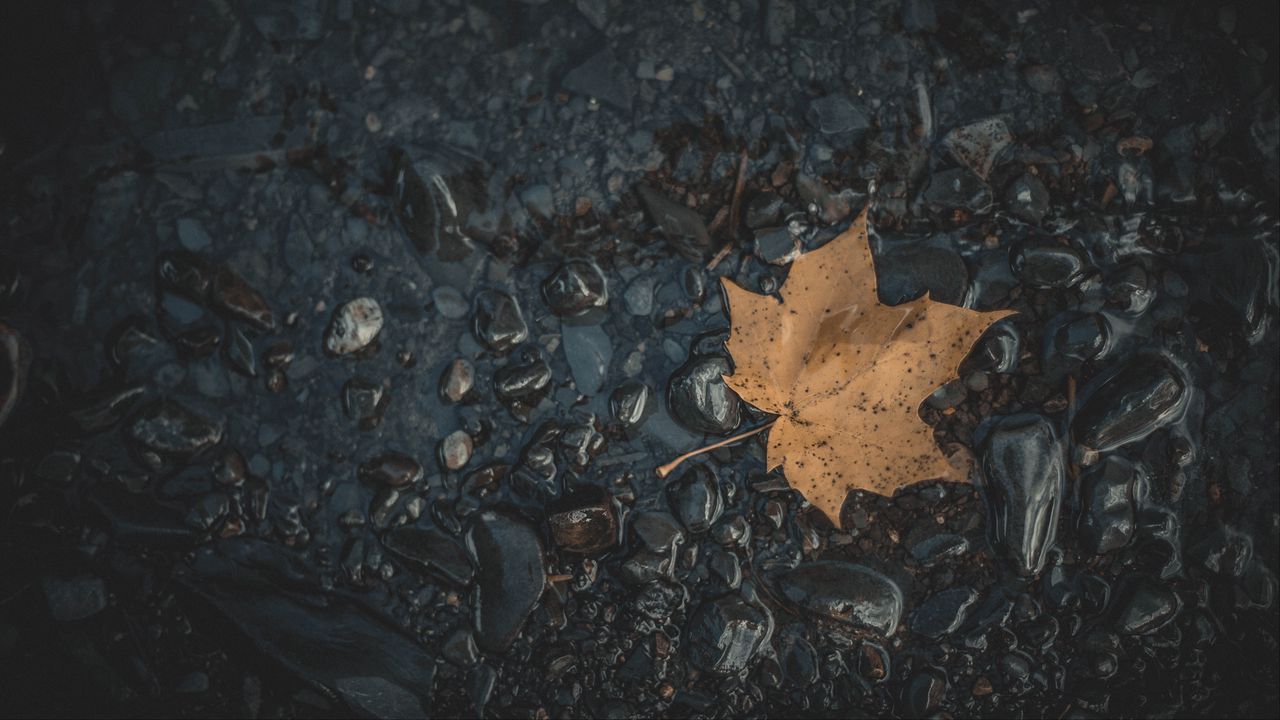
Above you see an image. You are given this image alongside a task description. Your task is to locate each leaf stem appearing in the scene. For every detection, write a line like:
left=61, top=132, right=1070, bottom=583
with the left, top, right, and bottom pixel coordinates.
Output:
left=655, top=417, right=778, bottom=479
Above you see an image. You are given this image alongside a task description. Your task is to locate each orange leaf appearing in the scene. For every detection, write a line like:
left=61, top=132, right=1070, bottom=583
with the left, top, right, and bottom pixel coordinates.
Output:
left=722, top=210, right=1014, bottom=527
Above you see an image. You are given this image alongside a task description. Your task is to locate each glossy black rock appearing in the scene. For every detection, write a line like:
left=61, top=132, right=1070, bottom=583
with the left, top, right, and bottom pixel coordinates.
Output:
left=978, top=413, right=1065, bottom=576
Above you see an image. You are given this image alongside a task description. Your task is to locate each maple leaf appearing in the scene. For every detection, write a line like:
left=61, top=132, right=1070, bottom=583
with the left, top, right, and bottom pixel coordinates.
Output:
left=719, top=211, right=1013, bottom=527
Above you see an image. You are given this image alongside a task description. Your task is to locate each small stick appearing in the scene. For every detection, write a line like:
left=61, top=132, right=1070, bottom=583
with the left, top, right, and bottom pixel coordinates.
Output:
left=655, top=417, right=777, bottom=479
left=707, top=149, right=751, bottom=272
left=705, top=242, right=734, bottom=271
left=728, top=148, right=749, bottom=238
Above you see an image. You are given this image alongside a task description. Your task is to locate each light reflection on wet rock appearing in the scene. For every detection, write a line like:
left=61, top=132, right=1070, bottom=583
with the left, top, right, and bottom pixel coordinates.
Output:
left=1072, top=353, right=1190, bottom=455
left=541, top=260, right=608, bottom=316
left=324, top=297, right=384, bottom=356
left=978, top=413, right=1065, bottom=576
left=772, top=561, right=904, bottom=636
left=471, top=289, right=528, bottom=354
left=687, top=596, right=773, bottom=675
left=667, top=355, right=741, bottom=435
left=124, top=398, right=223, bottom=472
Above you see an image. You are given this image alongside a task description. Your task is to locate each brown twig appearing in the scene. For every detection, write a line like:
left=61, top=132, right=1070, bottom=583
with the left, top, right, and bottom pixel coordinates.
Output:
left=707, top=149, right=750, bottom=272
left=705, top=242, right=734, bottom=271
left=728, top=148, right=749, bottom=234
left=655, top=417, right=777, bottom=479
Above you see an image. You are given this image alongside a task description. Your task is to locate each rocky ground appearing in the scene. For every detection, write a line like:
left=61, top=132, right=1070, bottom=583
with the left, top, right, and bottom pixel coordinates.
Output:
left=1, top=0, right=1278, bottom=717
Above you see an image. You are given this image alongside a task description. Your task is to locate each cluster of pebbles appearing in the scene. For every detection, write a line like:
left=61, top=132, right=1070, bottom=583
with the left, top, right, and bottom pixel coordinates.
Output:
left=0, top=0, right=1277, bottom=717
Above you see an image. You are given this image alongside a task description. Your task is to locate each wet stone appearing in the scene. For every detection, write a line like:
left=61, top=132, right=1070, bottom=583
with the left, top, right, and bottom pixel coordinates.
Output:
left=707, top=548, right=742, bottom=589
left=1011, top=238, right=1088, bottom=289
left=342, top=378, right=387, bottom=429
left=176, top=218, right=212, bottom=252
left=713, top=515, right=751, bottom=548
left=561, top=46, right=633, bottom=112
left=439, top=358, right=474, bottom=404
left=634, top=579, right=684, bottom=621
left=357, top=452, right=423, bottom=488
left=667, top=355, right=741, bottom=435
left=222, top=325, right=256, bottom=377
left=494, top=354, right=552, bottom=411
left=468, top=510, right=547, bottom=653
left=903, top=669, right=947, bottom=717
left=562, top=324, right=612, bottom=396
left=394, top=156, right=467, bottom=260
left=383, top=525, right=474, bottom=586
left=911, top=587, right=979, bottom=638
left=324, top=298, right=384, bottom=356
left=745, top=191, right=784, bottom=229
left=541, top=260, right=608, bottom=317
left=1113, top=576, right=1179, bottom=635
left=212, top=448, right=247, bottom=487
left=1051, top=313, right=1108, bottom=364
left=125, top=398, right=224, bottom=472
left=1023, top=64, right=1062, bottom=94
left=68, top=386, right=145, bottom=435
left=779, top=631, right=819, bottom=685
left=633, top=512, right=685, bottom=554
left=439, top=430, right=473, bottom=471
left=965, top=320, right=1022, bottom=374
left=1079, top=457, right=1144, bottom=555
left=1107, top=265, right=1155, bottom=314
left=875, top=244, right=969, bottom=306
left=687, top=596, right=773, bottom=675
left=753, top=227, right=801, bottom=266
left=155, top=251, right=213, bottom=301
left=443, top=627, right=479, bottom=667
left=618, top=550, right=673, bottom=586
left=610, top=381, right=651, bottom=429
left=369, top=487, right=401, bottom=530
left=665, top=463, right=723, bottom=534
left=773, top=562, right=903, bottom=636
left=185, top=492, right=230, bottom=532
left=807, top=94, right=870, bottom=137
left=923, top=167, right=993, bottom=218
left=432, top=286, right=470, bottom=320
left=42, top=575, right=109, bottom=622
left=1006, top=173, right=1050, bottom=224
left=978, top=413, right=1065, bottom=575
left=557, top=421, right=605, bottom=472
left=637, top=185, right=712, bottom=261
left=1189, top=526, right=1254, bottom=577
left=942, top=117, right=1014, bottom=179
left=909, top=533, right=970, bottom=567
left=547, top=486, right=618, bottom=556
left=623, top=276, right=655, bottom=316
left=169, top=324, right=220, bottom=360
left=1073, top=354, right=1189, bottom=454
left=858, top=642, right=891, bottom=682
left=210, top=265, right=275, bottom=332
left=472, top=289, right=528, bottom=354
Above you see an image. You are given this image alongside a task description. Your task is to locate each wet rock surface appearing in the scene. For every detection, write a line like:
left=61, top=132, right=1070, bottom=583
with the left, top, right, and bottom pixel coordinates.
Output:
left=1, top=1, right=1277, bottom=718
left=772, top=562, right=904, bottom=637
left=324, top=297, right=384, bottom=356
left=667, top=355, right=742, bottom=435
left=978, top=414, right=1065, bottom=576
left=467, top=510, right=546, bottom=654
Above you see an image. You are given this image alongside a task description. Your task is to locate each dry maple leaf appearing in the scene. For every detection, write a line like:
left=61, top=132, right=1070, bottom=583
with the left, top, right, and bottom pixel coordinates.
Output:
left=719, top=210, right=1014, bottom=527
